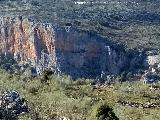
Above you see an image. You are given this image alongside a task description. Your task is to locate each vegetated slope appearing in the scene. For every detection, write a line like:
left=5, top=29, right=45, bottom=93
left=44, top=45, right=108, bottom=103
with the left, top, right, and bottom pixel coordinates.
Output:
left=0, top=70, right=160, bottom=120
left=0, top=0, right=160, bottom=49
left=0, top=1, right=160, bottom=119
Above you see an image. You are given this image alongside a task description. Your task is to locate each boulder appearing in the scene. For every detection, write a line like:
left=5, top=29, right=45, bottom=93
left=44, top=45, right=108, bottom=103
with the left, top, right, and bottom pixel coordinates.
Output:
left=0, top=90, right=28, bottom=119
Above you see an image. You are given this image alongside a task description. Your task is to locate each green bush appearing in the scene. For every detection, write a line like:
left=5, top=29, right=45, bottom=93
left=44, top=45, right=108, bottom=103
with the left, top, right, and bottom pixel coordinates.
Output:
left=41, top=69, right=53, bottom=83
left=96, top=103, right=119, bottom=120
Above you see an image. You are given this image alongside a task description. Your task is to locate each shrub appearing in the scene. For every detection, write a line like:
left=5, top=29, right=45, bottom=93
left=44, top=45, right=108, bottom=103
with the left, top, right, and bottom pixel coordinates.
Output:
left=116, top=72, right=127, bottom=83
left=96, top=103, right=119, bottom=120
left=41, top=69, right=53, bottom=83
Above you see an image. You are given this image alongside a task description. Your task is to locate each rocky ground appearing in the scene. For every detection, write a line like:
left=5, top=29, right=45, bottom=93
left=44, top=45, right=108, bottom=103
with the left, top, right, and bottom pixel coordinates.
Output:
left=0, top=91, right=28, bottom=119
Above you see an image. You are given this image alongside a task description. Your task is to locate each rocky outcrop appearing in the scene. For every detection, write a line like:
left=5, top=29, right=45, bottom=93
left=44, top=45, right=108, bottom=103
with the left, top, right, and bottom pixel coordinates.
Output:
left=0, top=16, right=56, bottom=65
left=0, top=16, right=147, bottom=78
left=117, top=100, right=160, bottom=108
left=55, top=29, right=128, bottom=78
left=0, top=90, right=28, bottom=119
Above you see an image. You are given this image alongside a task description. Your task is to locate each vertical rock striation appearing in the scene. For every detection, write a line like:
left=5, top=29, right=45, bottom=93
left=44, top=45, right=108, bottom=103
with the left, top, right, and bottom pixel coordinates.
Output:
left=0, top=16, right=142, bottom=78
left=0, top=16, right=56, bottom=66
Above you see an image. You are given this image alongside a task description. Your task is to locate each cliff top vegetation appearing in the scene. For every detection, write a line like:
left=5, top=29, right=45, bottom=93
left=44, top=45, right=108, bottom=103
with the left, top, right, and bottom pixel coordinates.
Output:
left=0, top=0, right=160, bottom=49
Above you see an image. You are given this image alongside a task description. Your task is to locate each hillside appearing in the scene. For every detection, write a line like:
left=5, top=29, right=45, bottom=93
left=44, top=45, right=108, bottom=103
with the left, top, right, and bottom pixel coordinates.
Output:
left=0, top=70, right=160, bottom=120
left=0, top=0, right=159, bottom=79
left=0, top=0, right=160, bottom=49
left=0, top=0, right=160, bottom=120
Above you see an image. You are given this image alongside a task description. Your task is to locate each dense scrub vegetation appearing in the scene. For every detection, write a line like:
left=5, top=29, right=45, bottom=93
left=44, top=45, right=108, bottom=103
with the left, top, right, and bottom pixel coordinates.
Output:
left=0, top=69, right=160, bottom=120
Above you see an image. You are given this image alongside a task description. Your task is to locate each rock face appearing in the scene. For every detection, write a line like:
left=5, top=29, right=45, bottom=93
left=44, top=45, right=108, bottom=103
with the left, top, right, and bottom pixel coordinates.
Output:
left=0, top=16, right=56, bottom=65
left=0, top=16, right=144, bottom=78
left=55, top=29, right=128, bottom=78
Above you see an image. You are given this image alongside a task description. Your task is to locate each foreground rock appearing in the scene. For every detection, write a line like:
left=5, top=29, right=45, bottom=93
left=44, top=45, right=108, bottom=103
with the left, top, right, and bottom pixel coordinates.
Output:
left=0, top=90, right=28, bottom=119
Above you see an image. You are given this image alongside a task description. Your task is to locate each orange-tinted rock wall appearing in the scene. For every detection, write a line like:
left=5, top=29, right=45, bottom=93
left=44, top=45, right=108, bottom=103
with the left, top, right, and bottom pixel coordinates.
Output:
left=0, top=17, right=56, bottom=65
left=0, top=16, right=129, bottom=78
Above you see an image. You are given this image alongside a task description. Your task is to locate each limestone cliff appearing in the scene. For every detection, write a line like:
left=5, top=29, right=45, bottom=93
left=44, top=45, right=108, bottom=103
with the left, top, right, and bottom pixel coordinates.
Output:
left=0, top=16, right=56, bottom=65
left=0, top=16, right=146, bottom=78
left=55, top=29, right=129, bottom=78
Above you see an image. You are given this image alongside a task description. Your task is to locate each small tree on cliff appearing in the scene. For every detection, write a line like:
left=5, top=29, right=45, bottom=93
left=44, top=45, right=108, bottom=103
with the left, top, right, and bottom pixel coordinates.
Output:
left=41, top=69, right=53, bottom=83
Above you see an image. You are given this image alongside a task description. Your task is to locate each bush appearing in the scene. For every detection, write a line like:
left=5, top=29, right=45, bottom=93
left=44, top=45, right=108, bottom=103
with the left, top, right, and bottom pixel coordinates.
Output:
left=41, top=69, right=53, bottom=83
left=116, top=72, right=127, bottom=83
left=96, top=103, right=119, bottom=120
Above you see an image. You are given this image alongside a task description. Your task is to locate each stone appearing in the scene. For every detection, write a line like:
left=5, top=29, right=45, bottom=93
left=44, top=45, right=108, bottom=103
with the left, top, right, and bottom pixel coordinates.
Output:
left=145, top=54, right=160, bottom=66
left=0, top=90, right=28, bottom=119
